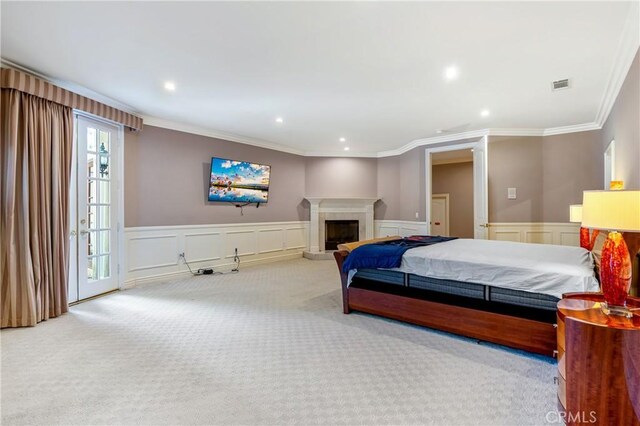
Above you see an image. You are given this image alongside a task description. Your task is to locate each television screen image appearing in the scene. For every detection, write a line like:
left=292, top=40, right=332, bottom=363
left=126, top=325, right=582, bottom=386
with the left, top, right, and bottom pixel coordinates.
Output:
left=208, top=157, right=271, bottom=203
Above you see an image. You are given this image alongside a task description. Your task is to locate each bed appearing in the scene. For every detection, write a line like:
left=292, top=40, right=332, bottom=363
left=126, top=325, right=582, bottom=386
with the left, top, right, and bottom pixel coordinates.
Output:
left=334, top=238, right=600, bottom=356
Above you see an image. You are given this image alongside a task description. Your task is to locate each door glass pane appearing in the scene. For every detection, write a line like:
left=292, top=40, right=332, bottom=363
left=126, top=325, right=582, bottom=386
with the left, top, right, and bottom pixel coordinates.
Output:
left=87, top=154, right=97, bottom=178
left=87, top=179, right=96, bottom=204
left=87, top=231, right=96, bottom=256
left=99, top=130, right=110, bottom=152
left=98, top=255, right=110, bottom=280
left=98, top=155, right=110, bottom=179
left=98, top=180, right=110, bottom=203
left=88, top=205, right=97, bottom=229
left=98, top=206, right=110, bottom=229
left=99, top=231, right=110, bottom=254
left=87, top=128, right=97, bottom=152
left=87, top=257, right=97, bottom=281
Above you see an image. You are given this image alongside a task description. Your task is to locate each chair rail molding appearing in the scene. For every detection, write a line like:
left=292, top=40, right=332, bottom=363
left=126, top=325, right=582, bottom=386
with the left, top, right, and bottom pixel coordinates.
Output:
left=124, top=221, right=309, bottom=287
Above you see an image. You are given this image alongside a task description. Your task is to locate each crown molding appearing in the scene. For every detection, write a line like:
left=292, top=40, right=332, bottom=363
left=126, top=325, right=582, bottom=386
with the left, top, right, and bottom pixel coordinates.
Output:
left=594, top=1, right=640, bottom=127
left=376, top=128, right=546, bottom=158
left=542, top=122, right=602, bottom=137
left=0, top=57, right=141, bottom=116
left=141, top=116, right=306, bottom=156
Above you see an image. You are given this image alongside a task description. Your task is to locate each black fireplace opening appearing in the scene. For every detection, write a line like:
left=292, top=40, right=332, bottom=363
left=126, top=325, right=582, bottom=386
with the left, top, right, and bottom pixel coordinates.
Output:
left=325, top=220, right=359, bottom=251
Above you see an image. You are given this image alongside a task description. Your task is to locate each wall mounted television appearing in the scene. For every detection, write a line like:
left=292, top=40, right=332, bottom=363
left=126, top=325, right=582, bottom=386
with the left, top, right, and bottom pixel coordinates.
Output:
left=208, top=157, right=271, bottom=204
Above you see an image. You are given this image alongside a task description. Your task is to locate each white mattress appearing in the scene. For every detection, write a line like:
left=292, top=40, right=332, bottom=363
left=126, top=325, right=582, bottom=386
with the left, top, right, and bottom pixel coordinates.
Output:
left=392, top=239, right=599, bottom=299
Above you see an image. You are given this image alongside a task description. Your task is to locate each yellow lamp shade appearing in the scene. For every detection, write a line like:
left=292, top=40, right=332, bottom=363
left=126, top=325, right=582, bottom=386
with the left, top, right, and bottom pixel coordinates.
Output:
left=581, top=190, right=640, bottom=232
left=569, top=204, right=582, bottom=223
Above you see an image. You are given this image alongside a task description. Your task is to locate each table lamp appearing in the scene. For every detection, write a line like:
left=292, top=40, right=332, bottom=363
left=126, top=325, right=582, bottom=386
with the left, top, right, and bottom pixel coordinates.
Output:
left=582, top=190, right=640, bottom=316
left=569, top=204, right=599, bottom=250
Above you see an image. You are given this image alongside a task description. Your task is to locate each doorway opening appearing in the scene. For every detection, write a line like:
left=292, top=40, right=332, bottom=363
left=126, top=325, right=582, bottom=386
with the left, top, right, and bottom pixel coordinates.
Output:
left=430, top=151, right=473, bottom=238
left=425, top=137, right=488, bottom=239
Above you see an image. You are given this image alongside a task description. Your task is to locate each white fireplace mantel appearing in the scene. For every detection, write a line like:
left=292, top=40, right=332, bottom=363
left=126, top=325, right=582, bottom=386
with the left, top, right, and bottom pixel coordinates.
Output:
left=304, top=197, right=380, bottom=253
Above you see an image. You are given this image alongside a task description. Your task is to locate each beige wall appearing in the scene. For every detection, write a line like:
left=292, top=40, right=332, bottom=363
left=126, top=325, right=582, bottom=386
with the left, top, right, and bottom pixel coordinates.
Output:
left=376, top=146, right=425, bottom=221
left=488, top=136, right=544, bottom=222
left=304, top=157, right=377, bottom=198
left=488, top=131, right=603, bottom=223
left=601, top=49, right=639, bottom=189
left=124, top=125, right=308, bottom=227
left=542, top=131, right=603, bottom=220
left=432, top=162, right=474, bottom=238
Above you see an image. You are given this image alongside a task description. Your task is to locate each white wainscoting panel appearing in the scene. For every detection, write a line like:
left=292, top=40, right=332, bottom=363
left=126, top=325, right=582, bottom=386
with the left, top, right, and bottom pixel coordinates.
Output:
left=257, top=228, right=285, bottom=254
left=489, top=223, right=580, bottom=246
left=128, top=234, right=179, bottom=272
left=226, top=230, right=257, bottom=258
left=184, top=232, right=222, bottom=263
left=124, top=221, right=309, bottom=287
left=285, top=226, right=306, bottom=250
left=375, top=220, right=580, bottom=247
left=374, top=220, right=429, bottom=238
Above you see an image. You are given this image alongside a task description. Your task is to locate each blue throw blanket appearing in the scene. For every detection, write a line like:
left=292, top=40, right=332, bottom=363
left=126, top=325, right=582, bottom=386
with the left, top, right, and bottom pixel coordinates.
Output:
left=342, top=235, right=457, bottom=273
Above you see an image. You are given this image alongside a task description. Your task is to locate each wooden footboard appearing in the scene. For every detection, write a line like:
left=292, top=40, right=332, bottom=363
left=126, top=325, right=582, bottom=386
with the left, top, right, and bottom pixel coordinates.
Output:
left=333, top=250, right=557, bottom=356
left=333, top=250, right=351, bottom=314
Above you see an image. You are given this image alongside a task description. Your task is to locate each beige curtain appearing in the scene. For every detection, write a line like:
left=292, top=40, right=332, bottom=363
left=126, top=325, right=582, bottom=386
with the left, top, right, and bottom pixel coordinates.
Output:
left=1, top=89, right=73, bottom=327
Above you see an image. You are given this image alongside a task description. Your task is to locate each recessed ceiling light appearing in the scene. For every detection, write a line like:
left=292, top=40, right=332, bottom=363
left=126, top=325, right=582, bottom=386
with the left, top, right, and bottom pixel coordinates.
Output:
left=275, top=117, right=284, bottom=124
left=436, top=130, right=443, bottom=134
left=344, top=147, right=350, bottom=151
left=480, top=109, right=490, bottom=117
left=339, top=137, right=346, bottom=142
left=444, top=66, right=459, bottom=81
left=164, top=81, right=176, bottom=91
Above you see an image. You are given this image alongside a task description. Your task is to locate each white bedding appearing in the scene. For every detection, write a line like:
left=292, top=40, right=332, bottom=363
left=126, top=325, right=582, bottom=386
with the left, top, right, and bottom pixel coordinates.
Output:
left=349, top=239, right=600, bottom=299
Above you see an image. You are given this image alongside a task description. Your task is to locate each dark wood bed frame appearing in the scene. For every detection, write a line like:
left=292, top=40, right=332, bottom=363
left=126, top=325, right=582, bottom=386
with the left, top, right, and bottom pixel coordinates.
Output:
left=334, top=250, right=557, bottom=357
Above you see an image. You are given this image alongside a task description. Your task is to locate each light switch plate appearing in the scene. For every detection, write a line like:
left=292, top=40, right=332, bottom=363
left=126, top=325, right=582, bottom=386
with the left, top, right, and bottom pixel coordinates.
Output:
left=508, top=187, right=517, bottom=199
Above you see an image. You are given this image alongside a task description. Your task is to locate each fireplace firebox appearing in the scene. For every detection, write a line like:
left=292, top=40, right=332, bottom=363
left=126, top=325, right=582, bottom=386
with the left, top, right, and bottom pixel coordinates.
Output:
left=325, top=220, right=359, bottom=251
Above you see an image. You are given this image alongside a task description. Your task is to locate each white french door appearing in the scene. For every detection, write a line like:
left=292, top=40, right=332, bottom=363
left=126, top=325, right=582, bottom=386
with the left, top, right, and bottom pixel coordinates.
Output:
left=69, top=115, right=121, bottom=302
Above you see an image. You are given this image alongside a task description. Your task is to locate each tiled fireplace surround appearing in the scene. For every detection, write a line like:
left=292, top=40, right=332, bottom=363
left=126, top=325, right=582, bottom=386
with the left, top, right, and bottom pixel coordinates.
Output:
left=303, top=198, right=379, bottom=260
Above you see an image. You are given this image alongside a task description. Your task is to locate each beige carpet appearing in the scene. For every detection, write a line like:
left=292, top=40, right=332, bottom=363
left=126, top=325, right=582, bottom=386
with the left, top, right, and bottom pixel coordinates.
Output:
left=1, top=258, right=558, bottom=425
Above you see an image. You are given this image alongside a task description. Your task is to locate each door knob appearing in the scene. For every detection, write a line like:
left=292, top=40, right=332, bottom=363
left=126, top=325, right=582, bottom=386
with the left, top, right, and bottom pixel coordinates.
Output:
left=70, top=230, right=77, bottom=237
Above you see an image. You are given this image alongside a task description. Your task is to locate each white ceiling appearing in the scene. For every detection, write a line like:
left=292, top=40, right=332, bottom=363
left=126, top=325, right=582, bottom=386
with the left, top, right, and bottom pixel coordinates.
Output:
left=1, top=2, right=638, bottom=156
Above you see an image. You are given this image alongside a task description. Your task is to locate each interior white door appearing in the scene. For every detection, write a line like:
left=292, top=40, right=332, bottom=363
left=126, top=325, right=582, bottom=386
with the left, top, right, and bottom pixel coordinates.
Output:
left=473, top=136, right=489, bottom=239
left=74, top=116, right=120, bottom=300
left=430, top=195, right=449, bottom=236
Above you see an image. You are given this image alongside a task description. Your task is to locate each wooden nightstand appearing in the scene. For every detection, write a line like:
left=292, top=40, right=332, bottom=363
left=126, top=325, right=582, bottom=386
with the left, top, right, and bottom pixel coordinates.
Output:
left=557, top=293, right=640, bottom=425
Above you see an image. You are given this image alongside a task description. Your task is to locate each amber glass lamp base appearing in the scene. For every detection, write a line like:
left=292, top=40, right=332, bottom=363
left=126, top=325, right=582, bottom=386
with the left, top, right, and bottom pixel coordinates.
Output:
left=599, top=231, right=632, bottom=312
left=579, top=227, right=599, bottom=251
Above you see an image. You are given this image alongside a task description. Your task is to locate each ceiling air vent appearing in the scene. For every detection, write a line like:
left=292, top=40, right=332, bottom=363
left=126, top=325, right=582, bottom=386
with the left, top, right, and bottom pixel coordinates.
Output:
left=552, top=79, right=570, bottom=91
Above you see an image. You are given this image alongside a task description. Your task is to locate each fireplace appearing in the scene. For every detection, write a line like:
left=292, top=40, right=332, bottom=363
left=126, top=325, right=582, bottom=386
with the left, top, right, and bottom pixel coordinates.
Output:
left=303, top=197, right=378, bottom=260
left=325, top=220, right=359, bottom=251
